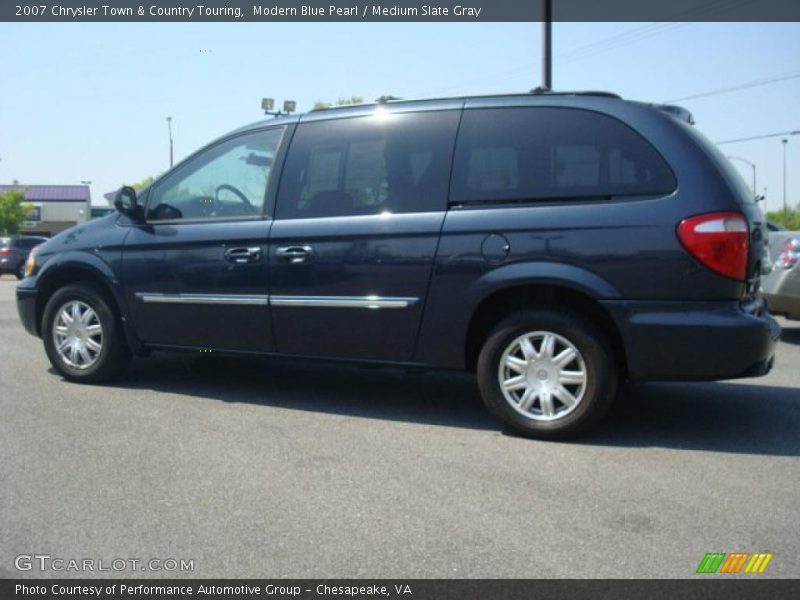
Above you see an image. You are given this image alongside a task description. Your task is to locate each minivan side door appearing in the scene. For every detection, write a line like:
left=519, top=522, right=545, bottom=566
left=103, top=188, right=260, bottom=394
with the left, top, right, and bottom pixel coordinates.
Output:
left=121, top=125, right=288, bottom=352
left=268, top=108, right=461, bottom=362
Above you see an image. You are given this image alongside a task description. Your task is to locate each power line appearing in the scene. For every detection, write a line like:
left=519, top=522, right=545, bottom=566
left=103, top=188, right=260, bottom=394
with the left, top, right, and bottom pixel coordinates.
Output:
left=716, top=130, right=800, bottom=145
left=665, top=72, right=800, bottom=103
left=556, top=23, right=688, bottom=64
left=555, top=0, right=754, bottom=65
left=457, top=1, right=752, bottom=89
left=407, top=0, right=758, bottom=98
left=417, top=23, right=688, bottom=96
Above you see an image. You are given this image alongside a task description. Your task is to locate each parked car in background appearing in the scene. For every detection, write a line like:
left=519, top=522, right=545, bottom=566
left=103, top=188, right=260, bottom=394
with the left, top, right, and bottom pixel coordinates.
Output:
left=0, top=236, right=48, bottom=279
left=763, top=231, right=800, bottom=320
left=15, top=91, right=780, bottom=438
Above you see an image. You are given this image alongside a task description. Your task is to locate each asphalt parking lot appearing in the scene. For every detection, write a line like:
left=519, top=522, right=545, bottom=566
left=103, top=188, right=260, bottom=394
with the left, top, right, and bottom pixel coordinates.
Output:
left=0, top=276, right=798, bottom=579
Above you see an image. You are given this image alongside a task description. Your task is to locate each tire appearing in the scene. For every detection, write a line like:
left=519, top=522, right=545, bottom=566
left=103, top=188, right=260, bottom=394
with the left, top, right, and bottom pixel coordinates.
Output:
left=477, top=309, right=617, bottom=439
left=15, top=262, right=25, bottom=280
left=42, top=283, right=130, bottom=383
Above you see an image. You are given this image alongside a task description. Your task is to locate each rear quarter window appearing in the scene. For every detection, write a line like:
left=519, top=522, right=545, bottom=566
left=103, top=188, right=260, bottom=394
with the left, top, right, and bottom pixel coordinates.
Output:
left=451, top=107, right=677, bottom=203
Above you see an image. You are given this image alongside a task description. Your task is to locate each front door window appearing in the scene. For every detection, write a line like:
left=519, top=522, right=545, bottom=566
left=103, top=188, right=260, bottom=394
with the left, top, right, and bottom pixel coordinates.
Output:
left=147, top=128, right=285, bottom=222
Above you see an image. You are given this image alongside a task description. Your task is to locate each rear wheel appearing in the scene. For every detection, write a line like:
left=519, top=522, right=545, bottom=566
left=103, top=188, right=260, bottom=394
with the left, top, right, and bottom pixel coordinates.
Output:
left=477, top=309, right=617, bottom=439
left=15, top=262, right=25, bottom=280
left=42, top=284, right=130, bottom=383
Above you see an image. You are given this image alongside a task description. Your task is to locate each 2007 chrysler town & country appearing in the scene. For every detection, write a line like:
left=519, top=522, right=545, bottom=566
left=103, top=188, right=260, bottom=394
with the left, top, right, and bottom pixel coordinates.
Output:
left=16, top=92, right=780, bottom=438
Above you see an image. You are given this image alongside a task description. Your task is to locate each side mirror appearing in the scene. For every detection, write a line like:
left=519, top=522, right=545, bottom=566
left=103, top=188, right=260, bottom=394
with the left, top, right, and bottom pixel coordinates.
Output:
left=114, top=186, right=142, bottom=221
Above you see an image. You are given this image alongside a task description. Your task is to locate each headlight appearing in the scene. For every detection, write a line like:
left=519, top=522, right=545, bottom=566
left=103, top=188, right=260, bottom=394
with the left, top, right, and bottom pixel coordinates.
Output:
left=23, top=245, right=40, bottom=278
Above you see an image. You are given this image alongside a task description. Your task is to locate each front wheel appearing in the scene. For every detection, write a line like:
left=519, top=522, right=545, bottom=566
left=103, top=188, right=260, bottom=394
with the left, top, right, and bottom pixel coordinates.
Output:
left=42, top=284, right=130, bottom=383
left=477, top=309, right=617, bottom=439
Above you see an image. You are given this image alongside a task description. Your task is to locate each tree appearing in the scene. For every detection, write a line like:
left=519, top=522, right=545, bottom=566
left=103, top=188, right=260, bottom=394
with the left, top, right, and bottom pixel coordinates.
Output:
left=0, top=188, right=33, bottom=235
left=128, top=176, right=155, bottom=191
left=312, top=96, right=364, bottom=110
left=766, top=202, right=800, bottom=231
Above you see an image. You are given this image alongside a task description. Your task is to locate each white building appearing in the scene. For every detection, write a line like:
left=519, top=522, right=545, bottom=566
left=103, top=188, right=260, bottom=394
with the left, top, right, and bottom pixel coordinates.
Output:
left=0, top=184, right=90, bottom=236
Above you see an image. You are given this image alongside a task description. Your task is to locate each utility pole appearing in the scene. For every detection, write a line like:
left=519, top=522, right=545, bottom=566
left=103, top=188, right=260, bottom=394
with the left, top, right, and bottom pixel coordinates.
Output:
left=783, top=138, right=788, bottom=216
left=542, top=0, right=552, bottom=90
left=166, top=116, right=174, bottom=168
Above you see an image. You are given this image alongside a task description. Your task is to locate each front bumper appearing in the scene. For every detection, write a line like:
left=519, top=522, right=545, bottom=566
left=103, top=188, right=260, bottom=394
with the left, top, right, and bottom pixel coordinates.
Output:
left=16, top=281, right=39, bottom=337
left=601, top=298, right=780, bottom=381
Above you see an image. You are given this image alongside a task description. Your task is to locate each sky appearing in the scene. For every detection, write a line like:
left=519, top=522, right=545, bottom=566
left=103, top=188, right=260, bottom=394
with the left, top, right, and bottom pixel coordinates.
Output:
left=0, top=21, right=798, bottom=213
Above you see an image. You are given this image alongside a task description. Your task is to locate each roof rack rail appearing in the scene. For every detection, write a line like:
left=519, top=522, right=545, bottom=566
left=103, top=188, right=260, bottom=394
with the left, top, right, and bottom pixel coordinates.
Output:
left=529, top=88, right=622, bottom=99
left=309, top=95, right=403, bottom=112
left=307, top=90, right=624, bottom=113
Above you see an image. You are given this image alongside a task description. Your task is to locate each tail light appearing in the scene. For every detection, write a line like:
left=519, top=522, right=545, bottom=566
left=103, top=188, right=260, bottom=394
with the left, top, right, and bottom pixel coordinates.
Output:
left=677, top=211, right=749, bottom=280
left=0, top=248, right=12, bottom=255
left=776, top=238, right=800, bottom=270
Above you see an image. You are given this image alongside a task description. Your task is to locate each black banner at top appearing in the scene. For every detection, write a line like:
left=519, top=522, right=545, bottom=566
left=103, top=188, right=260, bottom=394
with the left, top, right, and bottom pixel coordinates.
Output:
left=3, top=0, right=800, bottom=22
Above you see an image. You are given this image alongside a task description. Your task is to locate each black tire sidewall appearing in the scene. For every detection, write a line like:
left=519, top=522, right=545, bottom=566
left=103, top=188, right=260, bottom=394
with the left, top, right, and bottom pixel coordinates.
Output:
left=15, top=262, right=25, bottom=280
left=42, top=284, right=126, bottom=383
left=477, top=309, right=617, bottom=439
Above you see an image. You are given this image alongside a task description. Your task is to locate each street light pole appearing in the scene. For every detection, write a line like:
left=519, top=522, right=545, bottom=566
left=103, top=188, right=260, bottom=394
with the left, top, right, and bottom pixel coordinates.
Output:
left=783, top=138, right=788, bottom=216
left=166, top=116, right=174, bottom=169
left=541, top=0, right=552, bottom=90
left=726, top=156, right=756, bottom=196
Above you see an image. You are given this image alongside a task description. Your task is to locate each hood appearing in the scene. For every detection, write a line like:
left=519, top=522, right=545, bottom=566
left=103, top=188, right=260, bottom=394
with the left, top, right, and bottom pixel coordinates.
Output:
left=38, top=212, right=121, bottom=256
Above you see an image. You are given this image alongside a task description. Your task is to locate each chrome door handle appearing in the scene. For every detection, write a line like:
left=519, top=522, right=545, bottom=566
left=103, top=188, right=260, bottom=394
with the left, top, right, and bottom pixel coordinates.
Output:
left=276, top=246, right=314, bottom=264
left=224, top=246, right=262, bottom=264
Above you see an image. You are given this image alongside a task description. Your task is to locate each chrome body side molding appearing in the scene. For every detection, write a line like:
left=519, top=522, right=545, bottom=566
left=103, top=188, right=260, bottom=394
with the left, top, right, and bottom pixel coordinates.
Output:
left=136, top=293, right=418, bottom=309
left=136, top=293, right=270, bottom=306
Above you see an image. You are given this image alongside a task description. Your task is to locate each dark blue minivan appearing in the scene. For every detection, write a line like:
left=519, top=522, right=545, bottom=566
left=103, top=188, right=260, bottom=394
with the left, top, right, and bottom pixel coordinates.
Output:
left=16, top=92, right=780, bottom=438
